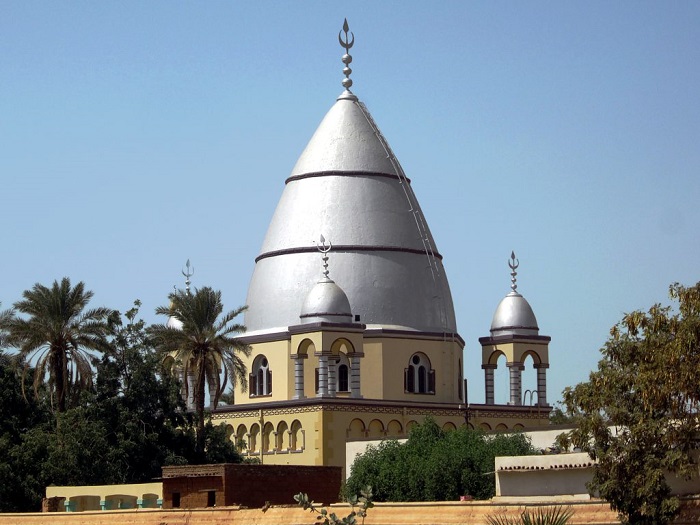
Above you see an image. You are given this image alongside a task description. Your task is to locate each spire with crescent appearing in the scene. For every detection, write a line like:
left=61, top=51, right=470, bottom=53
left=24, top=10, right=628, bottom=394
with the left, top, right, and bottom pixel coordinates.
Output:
left=509, top=251, right=519, bottom=293
left=316, top=235, right=332, bottom=280
left=339, top=18, right=354, bottom=91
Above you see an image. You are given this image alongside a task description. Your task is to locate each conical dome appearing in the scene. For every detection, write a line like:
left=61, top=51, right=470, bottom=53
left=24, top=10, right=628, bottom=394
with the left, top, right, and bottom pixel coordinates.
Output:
left=244, top=38, right=457, bottom=336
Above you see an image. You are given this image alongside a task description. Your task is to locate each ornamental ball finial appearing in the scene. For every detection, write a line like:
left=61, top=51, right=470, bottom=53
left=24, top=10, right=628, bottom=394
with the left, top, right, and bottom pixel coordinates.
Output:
left=508, top=252, right=519, bottom=293
left=338, top=19, right=355, bottom=91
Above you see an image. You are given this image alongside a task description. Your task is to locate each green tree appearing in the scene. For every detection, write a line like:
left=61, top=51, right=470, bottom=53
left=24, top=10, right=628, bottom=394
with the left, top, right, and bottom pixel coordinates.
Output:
left=345, top=418, right=535, bottom=501
left=563, top=282, right=700, bottom=525
left=151, top=287, right=251, bottom=454
left=3, top=278, right=114, bottom=412
left=0, top=351, right=51, bottom=512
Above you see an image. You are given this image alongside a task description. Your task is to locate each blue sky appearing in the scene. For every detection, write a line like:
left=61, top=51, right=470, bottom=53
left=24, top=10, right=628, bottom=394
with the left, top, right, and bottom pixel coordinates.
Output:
left=1, top=2, right=698, bottom=405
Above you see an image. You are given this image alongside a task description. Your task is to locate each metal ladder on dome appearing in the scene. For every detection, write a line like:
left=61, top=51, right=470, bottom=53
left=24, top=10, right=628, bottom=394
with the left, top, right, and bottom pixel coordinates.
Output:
left=355, top=101, right=451, bottom=338
left=355, top=101, right=440, bottom=279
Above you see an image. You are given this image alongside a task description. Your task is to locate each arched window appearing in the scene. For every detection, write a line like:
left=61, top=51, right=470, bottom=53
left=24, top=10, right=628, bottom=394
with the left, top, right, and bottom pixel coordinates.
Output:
left=336, top=352, right=350, bottom=392
left=404, top=353, right=435, bottom=394
left=250, top=355, right=272, bottom=397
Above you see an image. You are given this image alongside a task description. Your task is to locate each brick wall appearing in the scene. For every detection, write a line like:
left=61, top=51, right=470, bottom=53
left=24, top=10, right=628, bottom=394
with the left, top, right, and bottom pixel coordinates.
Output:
left=161, top=464, right=341, bottom=509
left=162, top=475, right=223, bottom=509
left=223, top=464, right=341, bottom=508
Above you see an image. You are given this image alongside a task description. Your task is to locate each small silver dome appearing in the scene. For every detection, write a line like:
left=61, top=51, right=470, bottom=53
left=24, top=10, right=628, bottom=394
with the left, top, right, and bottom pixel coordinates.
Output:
left=300, top=277, right=353, bottom=324
left=166, top=315, right=183, bottom=330
left=490, top=291, right=539, bottom=337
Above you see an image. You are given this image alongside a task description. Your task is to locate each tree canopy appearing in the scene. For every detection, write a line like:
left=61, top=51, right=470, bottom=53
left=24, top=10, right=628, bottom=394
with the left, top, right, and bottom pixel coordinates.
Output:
left=2, top=278, right=114, bottom=412
left=563, top=282, right=700, bottom=525
left=0, top=295, right=242, bottom=512
left=345, top=418, right=535, bottom=501
left=151, top=287, right=251, bottom=454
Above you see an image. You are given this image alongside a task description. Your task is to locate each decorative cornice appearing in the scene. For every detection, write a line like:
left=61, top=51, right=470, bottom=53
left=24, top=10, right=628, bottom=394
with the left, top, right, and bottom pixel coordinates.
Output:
left=479, top=334, right=551, bottom=345
left=238, top=326, right=464, bottom=346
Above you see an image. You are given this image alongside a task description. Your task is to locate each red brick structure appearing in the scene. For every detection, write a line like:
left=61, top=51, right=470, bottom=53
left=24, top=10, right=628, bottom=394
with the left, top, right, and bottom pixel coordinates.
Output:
left=161, top=463, right=342, bottom=509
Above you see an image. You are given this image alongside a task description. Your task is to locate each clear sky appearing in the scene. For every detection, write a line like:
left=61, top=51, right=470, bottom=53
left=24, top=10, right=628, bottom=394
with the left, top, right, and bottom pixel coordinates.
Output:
left=1, top=2, right=698, bottom=405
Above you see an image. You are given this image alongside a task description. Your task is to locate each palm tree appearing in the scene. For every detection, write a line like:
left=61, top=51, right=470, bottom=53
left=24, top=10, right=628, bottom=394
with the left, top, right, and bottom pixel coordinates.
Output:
left=0, top=304, right=13, bottom=349
left=3, top=278, right=114, bottom=412
left=151, top=287, right=251, bottom=454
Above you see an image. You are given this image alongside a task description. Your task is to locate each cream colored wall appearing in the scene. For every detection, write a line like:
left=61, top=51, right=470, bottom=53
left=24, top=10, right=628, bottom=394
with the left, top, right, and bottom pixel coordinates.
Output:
left=373, top=336, right=463, bottom=403
left=45, top=483, right=162, bottom=511
left=216, top=407, right=325, bottom=466
left=482, top=340, right=549, bottom=367
left=236, top=339, right=290, bottom=404
left=236, top=329, right=465, bottom=404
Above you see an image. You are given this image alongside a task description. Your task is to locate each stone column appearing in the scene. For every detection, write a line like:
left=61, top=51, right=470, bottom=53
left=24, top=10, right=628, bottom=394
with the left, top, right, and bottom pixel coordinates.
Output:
left=317, top=354, right=329, bottom=397
left=350, top=353, right=363, bottom=398
left=482, top=364, right=496, bottom=405
left=328, top=358, right=337, bottom=397
left=291, top=354, right=307, bottom=400
left=507, top=363, right=524, bottom=406
left=535, top=363, right=549, bottom=406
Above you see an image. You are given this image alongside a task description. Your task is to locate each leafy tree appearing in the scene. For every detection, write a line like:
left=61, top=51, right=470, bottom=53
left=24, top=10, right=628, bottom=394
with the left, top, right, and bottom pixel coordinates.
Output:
left=94, top=301, right=197, bottom=480
left=151, top=287, right=251, bottom=454
left=345, top=418, right=535, bottom=501
left=3, top=278, right=114, bottom=412
left=548, top=402, right=576, bottom=425
left=0, top=351, right=51, bottom=512
left=563, top=282, right=700, bottom=525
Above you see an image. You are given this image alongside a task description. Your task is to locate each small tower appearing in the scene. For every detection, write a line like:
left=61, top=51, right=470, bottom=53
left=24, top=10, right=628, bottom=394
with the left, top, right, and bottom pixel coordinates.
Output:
left=479, top=253, right=550, bottom=407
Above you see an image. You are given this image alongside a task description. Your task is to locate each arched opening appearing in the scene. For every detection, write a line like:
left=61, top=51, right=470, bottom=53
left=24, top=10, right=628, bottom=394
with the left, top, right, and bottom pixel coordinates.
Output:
left=236, top=424, right=248, bottom=453
left=405, top=353, right=435, bottom=394
left=347, top=418, right=366, bottom=439
left=521, top=351, right=540, bottom=406
left=368, top=419, right=384, bottom=438
left=479, top=422, right=492, bottom=431
left=141, top=493, right=159, bottom=509
left=387, top=419, right=403, bottom=437
left=443, top=421, right=457, bottom=431
left=250, top=355, right=272, bottom=397
left=290, top=420, right=303, bottom=451
left=66, top=495, right=100, bottom=512
left=277, top=420, right=289, bottom=451
left=262, top=422, right=274, bottom=453
left=104, top=494, right=137, bottom=510
left=493, top=352, right=509, bottom=404
left=496, top=423, right=508, bottom=431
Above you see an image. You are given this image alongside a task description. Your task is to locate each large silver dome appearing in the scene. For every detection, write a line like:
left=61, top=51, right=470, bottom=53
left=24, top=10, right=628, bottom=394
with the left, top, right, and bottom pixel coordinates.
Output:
left=244, top=90, right=457, bottom=335
left=490, top=291, right=539, bottom=337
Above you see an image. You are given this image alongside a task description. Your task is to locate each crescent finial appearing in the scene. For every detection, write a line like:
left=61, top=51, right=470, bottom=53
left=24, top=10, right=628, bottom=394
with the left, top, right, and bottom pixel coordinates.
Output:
left=339, top=19, right=355, bottom=90
left=508, top=252, right=519, bottom=293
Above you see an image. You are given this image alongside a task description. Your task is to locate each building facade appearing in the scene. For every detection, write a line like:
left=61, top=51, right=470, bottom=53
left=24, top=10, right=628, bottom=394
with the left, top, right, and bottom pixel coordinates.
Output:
left=210, top=21, right=552, bottom=473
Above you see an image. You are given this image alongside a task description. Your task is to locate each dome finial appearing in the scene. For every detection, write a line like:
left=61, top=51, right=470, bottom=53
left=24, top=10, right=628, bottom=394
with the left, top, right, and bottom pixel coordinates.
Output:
left=338, top=18, right=354, bottom=91
left=508, top=251, right=519, bottom=293
left=316, top=235, right=333, bottom=279
left=182, top=259, right=194, bottom=295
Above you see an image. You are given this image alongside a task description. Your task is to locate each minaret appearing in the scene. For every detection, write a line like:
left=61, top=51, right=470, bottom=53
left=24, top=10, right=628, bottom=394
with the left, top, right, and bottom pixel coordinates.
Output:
left=244, top=19, right=458, bottom=337
left=479, top=253, right=550, bottom=406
